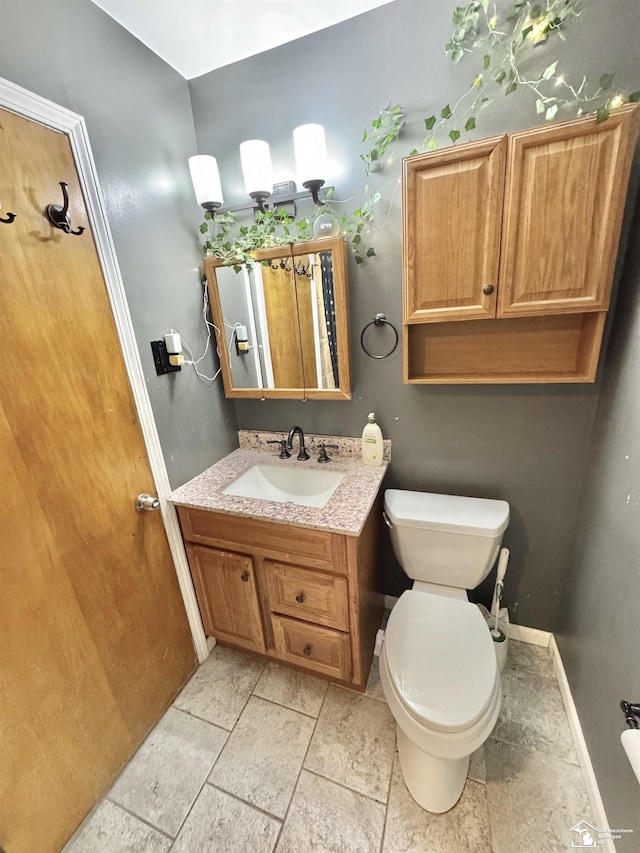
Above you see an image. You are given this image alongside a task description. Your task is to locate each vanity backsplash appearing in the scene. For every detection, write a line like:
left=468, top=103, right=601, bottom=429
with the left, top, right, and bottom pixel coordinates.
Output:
left=239, top=429, right=392, bottom=462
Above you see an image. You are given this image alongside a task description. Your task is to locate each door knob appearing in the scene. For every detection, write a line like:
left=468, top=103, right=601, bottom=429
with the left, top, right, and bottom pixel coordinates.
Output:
left=483, top=284, right=495, bottom=295
left=136, top=493, right=160, bottom=512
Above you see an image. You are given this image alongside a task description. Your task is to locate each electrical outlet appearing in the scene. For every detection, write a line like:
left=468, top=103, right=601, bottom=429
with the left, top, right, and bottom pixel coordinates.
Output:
left=150, top=340, right=181, bottom=376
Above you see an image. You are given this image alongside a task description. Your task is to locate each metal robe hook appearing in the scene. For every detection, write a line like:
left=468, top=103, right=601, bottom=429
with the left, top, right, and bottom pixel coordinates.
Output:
left=45, top=182, right=85, bottom=236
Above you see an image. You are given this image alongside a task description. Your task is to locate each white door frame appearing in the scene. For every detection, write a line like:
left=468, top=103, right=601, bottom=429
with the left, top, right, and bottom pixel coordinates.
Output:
left=0, top=77, right=210, bottom=663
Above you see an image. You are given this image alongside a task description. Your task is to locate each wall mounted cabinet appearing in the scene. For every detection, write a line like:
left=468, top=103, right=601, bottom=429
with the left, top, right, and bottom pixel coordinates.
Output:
left=403, top=106, right=639, bottom=383
left=205, top=236, right=351, bottom=400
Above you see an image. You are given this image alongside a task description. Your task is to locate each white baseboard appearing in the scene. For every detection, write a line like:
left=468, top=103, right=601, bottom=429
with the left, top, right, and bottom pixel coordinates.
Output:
left=550, top=636, right=615, bottom=853
left=508, top=623, right=552, bottom=647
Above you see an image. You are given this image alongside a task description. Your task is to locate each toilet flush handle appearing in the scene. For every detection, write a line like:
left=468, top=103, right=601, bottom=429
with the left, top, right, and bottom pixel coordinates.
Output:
left=382, top=511, right=393, bottom=529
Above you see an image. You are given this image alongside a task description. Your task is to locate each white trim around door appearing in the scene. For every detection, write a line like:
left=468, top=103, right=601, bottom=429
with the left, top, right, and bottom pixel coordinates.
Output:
left=0, top=76, right=209, bottom=663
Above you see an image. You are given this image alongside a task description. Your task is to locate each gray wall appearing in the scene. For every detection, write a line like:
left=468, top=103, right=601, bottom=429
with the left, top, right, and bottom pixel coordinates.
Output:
left=555, top=197, right=640, bottom=850
left=0, top=0, right=238, bottom=488
left=189, top=0, right=640, bottom=628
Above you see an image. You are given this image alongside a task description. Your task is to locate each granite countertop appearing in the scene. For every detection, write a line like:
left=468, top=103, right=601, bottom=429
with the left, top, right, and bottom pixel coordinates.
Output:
left=169, top=431, right=390, bottom=537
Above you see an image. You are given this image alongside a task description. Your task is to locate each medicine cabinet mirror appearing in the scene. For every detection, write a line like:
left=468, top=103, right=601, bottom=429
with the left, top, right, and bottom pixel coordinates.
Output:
left=205, top=236, right=351, bottom=400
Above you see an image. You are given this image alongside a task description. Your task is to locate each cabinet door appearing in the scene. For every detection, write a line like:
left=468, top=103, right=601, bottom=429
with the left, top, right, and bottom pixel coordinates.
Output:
left=403, top=136, right=507, bottom=323
left=498, top=107, right=639, bottom=317
left=187, top=544, right=266, bottom=654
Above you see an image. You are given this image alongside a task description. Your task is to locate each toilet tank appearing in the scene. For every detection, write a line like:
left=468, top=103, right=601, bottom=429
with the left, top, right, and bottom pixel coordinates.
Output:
left=384, top=490, right=510, bottom=590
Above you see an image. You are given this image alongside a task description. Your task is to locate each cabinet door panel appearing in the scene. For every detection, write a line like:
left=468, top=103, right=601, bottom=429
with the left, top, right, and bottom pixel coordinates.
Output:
left=499, top=108, right=639, bottom=317
left=403, top=136, right=506, bottom=323
left=264, top=561, right=349, bottom=630
left=187, top=544, right=265, bottom=654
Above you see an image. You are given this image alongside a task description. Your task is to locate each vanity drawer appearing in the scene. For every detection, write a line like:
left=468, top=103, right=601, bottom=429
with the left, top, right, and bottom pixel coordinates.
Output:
left=264, top=561, right=349, bottom=631
left=178, top=507, right=345, bottom=571
left=271, top=615, right=351, bottom=681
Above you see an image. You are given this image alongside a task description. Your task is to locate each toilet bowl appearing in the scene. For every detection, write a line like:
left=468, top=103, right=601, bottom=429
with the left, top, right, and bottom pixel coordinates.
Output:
left=381, top=489, right=509, bottom=812
left=379, top=590, right=501, bottom=812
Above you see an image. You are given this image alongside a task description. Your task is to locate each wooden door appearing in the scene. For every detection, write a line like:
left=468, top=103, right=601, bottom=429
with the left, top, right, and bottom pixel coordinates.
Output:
left=0, top=109, right=196, bottom=853
left=187, top=545, right=266, bottom=654
left=261, top=259, right=306, bottom=387
left=403, top=136, right=507, bottom=323
left=498, top=106, right=639, bottom=317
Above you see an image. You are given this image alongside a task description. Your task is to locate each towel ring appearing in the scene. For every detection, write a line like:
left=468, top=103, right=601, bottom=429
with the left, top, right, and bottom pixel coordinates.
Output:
left=360, top=313, right=399, bottom=359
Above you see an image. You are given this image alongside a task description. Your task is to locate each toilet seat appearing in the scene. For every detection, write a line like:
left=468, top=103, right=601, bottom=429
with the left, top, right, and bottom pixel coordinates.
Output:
left=383, top=590, right=498, bottom=733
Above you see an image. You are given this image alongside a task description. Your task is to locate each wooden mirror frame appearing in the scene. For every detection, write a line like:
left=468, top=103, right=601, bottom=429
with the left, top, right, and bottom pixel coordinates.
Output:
left=204, top=236, right=351, bottom=400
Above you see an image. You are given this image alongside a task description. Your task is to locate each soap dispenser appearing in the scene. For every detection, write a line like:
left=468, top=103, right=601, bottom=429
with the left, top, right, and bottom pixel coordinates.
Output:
left=362, top=412, right=383, bottom=467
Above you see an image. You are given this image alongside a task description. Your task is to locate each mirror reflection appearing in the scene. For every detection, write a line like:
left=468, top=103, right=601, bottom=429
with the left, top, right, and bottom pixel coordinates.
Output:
left=207, top=237, right=350, bottom=399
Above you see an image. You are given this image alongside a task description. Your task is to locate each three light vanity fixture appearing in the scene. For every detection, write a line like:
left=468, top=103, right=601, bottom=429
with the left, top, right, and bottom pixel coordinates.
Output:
left=188, top=124, right=330, bottom=216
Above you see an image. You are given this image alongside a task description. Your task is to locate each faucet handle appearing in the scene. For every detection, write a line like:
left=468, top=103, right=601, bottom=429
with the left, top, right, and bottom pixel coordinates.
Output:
left=267, top=439, right=291, bottom=459
left=318, top=443, right=338, bottom=463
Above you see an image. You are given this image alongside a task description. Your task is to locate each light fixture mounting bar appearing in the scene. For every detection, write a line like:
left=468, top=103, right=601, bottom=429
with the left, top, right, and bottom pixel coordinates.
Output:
left=214, top=185, right=334, bottom=216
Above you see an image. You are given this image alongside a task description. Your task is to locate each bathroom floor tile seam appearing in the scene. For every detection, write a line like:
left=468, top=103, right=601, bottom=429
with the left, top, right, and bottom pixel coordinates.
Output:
left=65, top=639, right=592, bottom=853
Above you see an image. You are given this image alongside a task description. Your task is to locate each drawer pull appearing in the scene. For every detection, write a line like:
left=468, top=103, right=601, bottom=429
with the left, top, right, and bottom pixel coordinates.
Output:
left=240, top=572, right=249, bottom=582
left=295, top=593, right=306, bottom=603
left=303, top=645, right=312, bottom=656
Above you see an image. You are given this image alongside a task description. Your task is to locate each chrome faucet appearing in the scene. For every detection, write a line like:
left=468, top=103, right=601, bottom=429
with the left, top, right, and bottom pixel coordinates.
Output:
left=286, top=426, right=310, bottom=461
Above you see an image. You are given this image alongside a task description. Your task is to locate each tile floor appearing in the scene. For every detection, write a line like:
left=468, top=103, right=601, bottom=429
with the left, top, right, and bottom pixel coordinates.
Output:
left=65, top=638, right=593, bottom=853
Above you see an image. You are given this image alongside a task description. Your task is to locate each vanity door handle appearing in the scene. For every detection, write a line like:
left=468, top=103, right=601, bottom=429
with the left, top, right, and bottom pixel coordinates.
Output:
left=295, top=593, right=305, bottom=603
left=483, top=284, right=495, bottom=295
left=240, top=572, right=250, bottom=582
left=303, top=645, right=312, bottom=656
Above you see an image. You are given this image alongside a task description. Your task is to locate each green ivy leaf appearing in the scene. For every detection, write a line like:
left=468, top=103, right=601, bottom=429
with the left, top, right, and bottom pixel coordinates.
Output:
left=450, top=47, right=464, bottom=64
left=542, top=61, right=558, bottom=81
left=599, top=73, right=615, bottom=90
left=481, top=0, right=489, bottom=13
left=366, top=247, right=376, bottom=257
left=505, top=81, right=518, bottom=95
left=362, top=130, right=368, bottom=141
left=449, top=129, right=461, bottom=143
left=545, top=104, right=558, bottom=121
left=427, top=138, right=439, bottom=151
left=483, top=54, right=491, bottom=69
left=424, top=115, right=437, bottom=131
left=536, top=98, right=545, bottom=114
left=370, top=148, right=379, bottom=161
left=472, top=75, right=483, bottom=89
left=630, top=91, right=640, bottom=102
left=480, top=97, right=493, bottom=109
left=441, top=104, right=452, bottom=119
left=464, top=117, right=476, bottom=131
left=409, top=148, right=418, bottom=156
left=355, top=255, right=363, bottom=265
left=353, top=234, right=362, bottom=245
left=199, top=222, right=208, bottom=234
left=521, top=25, right=533, bottom=41
left=596, top=106, right=610, bottom=123
left=530, top=4, right=542, bottom=19
left=494, top=70, right=506, bottom=85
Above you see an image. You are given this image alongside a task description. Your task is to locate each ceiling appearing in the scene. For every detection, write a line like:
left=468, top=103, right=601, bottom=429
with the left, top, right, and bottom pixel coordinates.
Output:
left=91, top=0, right=395, bottom=80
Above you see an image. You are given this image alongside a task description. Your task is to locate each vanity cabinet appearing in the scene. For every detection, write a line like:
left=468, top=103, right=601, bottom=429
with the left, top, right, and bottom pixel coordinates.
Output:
left=177, top=502, right=383, bottom=691
left=403, top=106, right=639, bottom=383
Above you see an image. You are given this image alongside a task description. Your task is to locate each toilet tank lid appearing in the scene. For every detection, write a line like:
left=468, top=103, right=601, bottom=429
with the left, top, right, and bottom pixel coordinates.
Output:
left=384, top=489, right=510, bottom=536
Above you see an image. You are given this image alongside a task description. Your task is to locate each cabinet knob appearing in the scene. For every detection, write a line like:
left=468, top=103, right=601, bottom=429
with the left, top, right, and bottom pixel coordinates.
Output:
left=240, top=572, right=249, bottom=582
left=483, top=284, right=495, bottom=295
left=303, top=645, right=312, bottom=656
left=295, top=593, right=305, bottom=604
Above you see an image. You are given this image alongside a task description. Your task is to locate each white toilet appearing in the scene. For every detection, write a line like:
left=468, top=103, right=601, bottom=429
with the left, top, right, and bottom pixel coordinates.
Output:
left=380, top=488, right=510, bottom=813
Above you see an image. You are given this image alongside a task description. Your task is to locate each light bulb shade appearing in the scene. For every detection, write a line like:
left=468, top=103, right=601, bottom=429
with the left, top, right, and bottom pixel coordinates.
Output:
left=294, top=124, right=328, bottom=184
left=188, top=155, right=223, bottom=208
left=239, top=140, right=273, bottom=197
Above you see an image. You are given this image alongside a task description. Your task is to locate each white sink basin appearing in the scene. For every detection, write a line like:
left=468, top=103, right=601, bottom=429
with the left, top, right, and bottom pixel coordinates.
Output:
left=223, top=463, right=344, bottom=508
